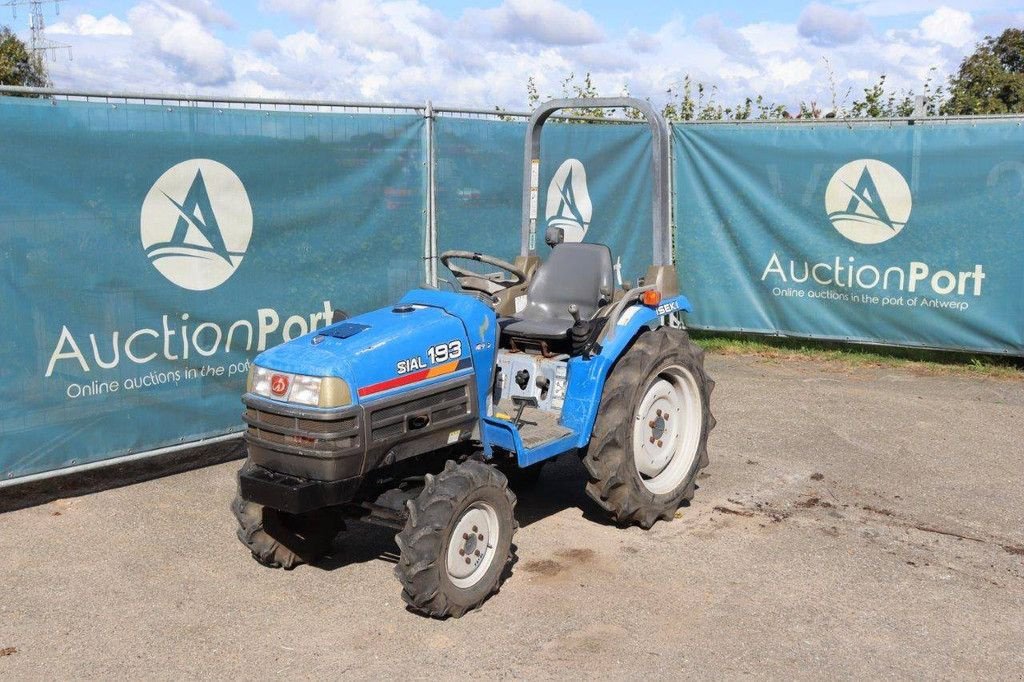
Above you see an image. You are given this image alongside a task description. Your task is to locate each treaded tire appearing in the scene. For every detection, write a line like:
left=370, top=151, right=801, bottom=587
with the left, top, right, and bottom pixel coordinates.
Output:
left=394, top=460, right=517, bottom=618
left=584, top=328, right=715, bottom=529
left=231, top=460, right=343, bottom=570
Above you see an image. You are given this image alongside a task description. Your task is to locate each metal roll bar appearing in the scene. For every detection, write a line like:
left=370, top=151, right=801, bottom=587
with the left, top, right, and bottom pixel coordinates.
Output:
left=520, top=97, right=672, bottom=266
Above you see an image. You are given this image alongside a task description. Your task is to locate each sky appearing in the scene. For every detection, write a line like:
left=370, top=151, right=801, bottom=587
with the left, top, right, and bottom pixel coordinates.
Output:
left=7, top=0, right=1024, bottom=111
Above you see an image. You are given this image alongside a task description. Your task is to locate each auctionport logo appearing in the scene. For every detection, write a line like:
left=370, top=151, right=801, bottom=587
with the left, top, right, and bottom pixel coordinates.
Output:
left=824, top=159, right=911, bottom=245
left=546, top=158, right=592, bottom=242
left=140, top=159, right=253, bottom=291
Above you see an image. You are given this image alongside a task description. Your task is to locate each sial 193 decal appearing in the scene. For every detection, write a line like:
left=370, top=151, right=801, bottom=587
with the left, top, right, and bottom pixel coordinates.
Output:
left=397, top=340, right=463, bottom=375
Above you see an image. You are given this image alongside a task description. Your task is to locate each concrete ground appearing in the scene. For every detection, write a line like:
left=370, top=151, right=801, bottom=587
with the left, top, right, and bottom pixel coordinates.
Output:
left=1, top=354, right=1022, bottom=680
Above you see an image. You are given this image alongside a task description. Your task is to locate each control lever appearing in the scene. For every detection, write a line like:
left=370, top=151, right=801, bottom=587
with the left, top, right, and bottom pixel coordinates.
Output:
left=568, top=303, right=581, bottom=324
left=510, top=395, right=539, bottom=429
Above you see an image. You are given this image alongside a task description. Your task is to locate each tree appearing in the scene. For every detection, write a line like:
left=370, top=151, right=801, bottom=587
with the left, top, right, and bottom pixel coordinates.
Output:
left=944, top=28, right=1024, bottom=115
left=0, top=25, right=49, bottom=87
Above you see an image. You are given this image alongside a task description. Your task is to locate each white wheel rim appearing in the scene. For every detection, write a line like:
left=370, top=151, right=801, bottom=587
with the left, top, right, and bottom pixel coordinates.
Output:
left=445, top=501, right=500, bottom=589
left=632, top=364, right=703, bottom=495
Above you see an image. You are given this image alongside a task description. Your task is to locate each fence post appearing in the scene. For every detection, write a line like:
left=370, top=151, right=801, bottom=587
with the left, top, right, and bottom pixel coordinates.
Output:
left=424, top=100, right=438, bottom=287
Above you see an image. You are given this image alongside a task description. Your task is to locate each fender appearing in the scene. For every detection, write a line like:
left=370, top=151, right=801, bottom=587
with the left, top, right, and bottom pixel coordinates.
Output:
left=560, top=294, right=693, bottom=450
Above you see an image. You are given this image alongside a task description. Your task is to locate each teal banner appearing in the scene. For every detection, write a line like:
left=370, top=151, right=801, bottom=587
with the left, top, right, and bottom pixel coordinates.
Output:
left=435, top=117, right=653, bottom=286
left=5, top=95, right=1023, bottom=483
left=0, top=96, right=426, bottom=480
left=673, top=122, right=1024, bottom=355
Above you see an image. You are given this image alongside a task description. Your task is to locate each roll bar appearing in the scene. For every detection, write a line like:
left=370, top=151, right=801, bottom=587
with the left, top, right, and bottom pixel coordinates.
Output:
left=520, top=97, right=672, bottom=266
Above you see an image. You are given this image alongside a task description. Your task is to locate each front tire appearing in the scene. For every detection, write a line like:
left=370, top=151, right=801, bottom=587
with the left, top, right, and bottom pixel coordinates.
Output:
left=584, top=328, right=715, bottom=529
left=395, top=460, right=517, bottom=618
left=231, top=460, right=343, bottom=569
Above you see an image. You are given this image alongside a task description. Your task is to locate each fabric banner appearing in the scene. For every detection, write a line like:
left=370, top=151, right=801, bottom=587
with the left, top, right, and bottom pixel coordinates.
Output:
left=673, top=121, right=1024, bottom=355
left=434, top=117, right=654, bottom=287
left=4, top=95, right=1022, bottom=483
left=0, top=96, right=426, bottom=480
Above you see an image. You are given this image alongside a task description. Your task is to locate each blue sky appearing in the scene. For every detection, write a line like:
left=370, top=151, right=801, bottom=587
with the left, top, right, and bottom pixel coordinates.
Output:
left=9, top=1, right=1024, bottom=110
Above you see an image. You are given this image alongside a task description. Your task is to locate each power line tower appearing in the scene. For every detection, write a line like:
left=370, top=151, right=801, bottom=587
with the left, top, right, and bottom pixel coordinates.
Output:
left=2, top=0, right=72, bottom=61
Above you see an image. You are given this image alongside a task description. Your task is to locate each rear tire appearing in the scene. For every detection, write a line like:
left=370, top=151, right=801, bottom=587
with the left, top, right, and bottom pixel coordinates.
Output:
left=231, top=460, right=344, bottom=569
left=395, top=460, right=517, bottom=618
left=584, top=328, right=714, bottom=529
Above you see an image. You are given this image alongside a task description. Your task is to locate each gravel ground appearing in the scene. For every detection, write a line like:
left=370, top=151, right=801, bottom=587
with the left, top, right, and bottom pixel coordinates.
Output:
left=1, top=354, right=1022, bottom=680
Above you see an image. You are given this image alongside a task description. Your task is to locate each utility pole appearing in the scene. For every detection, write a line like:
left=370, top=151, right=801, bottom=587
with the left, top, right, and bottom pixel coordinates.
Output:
left=2, top=0, right=72, bottom=61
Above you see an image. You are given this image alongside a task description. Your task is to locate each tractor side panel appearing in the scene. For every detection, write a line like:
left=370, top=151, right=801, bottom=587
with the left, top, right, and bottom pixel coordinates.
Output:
left=399, top=289, right=500, bottom=421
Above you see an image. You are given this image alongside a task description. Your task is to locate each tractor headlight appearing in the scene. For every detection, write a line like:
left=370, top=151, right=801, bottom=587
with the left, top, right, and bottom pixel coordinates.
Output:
left=249, top=365, right=351, bottom=409
left=250, top=366, right=274, bottom=397
left=289, top=374, right=322, bottom=407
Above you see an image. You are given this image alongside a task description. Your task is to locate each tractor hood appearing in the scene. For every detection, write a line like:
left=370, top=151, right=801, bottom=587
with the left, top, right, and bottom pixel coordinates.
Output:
left=252, top=290, right=494, bottom=404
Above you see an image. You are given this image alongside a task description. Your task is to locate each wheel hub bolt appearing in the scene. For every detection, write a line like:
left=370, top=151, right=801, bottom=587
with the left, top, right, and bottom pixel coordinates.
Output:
left=656, top=409, right=662, bottom=417
left=477, top=533, right=484, bottom=541
left=459, top=548, right=465, bottom=556
left=465, top=557, right=471, bottom=564
left=649, top=436, right=656, bottom=444
left=657, top=440, right=663, bottom=448
left=474, top=550, right=481, bottom=557
left=648, top=420, right=656, bottom=428
left=472, top=525, right=478, bottom=533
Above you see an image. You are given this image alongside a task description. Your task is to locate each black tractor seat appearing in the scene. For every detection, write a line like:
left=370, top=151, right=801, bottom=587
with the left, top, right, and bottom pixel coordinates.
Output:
left=502, top=242, right=614, bottom=342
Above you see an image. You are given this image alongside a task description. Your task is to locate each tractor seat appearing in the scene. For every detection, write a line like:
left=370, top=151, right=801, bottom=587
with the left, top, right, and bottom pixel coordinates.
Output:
left=502, top=242, right=614, bottom=341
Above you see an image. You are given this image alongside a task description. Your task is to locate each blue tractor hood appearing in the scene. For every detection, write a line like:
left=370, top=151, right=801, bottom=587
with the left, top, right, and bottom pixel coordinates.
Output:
left=252, top=290, right=497, bottom=405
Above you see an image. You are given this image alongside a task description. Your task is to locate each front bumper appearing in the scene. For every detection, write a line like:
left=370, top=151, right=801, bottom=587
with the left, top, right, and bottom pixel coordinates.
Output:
left=239, top=463, right=361, bottom=515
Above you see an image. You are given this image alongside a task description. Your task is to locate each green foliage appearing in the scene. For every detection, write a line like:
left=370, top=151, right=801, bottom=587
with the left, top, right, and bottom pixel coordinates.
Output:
left=0, top=26, right=49, bottom=88
left=848, top=75, right=916, bottom=118
left=661, top=76, right=784, bottom=121
left=944, top=28, right=1024, bottom=115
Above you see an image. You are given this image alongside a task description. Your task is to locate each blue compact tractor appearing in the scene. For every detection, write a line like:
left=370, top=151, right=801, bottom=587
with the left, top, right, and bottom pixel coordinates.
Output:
left=232, top=98, right=715, bottom=618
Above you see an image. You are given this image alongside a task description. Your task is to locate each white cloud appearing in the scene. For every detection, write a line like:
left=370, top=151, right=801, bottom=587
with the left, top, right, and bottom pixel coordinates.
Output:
left=127, top=1, right=234, bottom=86
left=164, top=0, right=235, bottom=28
left=920, top=6, right=975, bottom=47
left=49, top=14, right=133, bottom=36
left=40, top=0, right=994, bottom=117
left=765, top=57, right=815, bottom=88
left=798, top=3, right=871, bottom=46
left=696, top=14, right=756, bottom=64
left=738, top=22, right=801, bottom=55
left=248, top=29, right=279, bottom=54
left=466, top=0, right=604, bottom=46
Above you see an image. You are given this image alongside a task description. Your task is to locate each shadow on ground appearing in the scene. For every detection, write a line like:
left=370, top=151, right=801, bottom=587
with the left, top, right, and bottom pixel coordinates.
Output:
left=0, top=440, right=246, bottom=514
left=310, top=454, right=607, bottom=573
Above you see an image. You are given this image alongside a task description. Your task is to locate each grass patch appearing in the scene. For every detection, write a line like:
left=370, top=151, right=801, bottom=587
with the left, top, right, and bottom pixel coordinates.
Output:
left=689, top=331, right=1024, bottom=379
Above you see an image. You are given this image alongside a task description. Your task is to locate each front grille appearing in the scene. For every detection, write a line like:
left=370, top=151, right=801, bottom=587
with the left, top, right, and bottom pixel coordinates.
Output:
left=244, top=408, right=358, bottom=437
left=370, top=386, right=466, bottom=424
left=244, top=406, right=360, bottom=454
left=370, top=421, right=405, bottom=441
left=367, top=383, right=471, bottom=443
left=432, top=404, right=465, bottom=421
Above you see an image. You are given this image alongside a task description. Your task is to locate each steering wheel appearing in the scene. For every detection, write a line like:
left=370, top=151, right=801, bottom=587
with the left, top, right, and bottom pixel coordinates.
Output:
left=439, top=250, right=527, bottom=297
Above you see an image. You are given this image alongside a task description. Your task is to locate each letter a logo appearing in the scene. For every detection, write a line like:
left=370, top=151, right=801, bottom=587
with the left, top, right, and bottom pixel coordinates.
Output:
left=141, top=159, right=253, bottom=291
left=825, top=159, right=911, bottom=245
left=546, top=159, right=593, bottom=242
